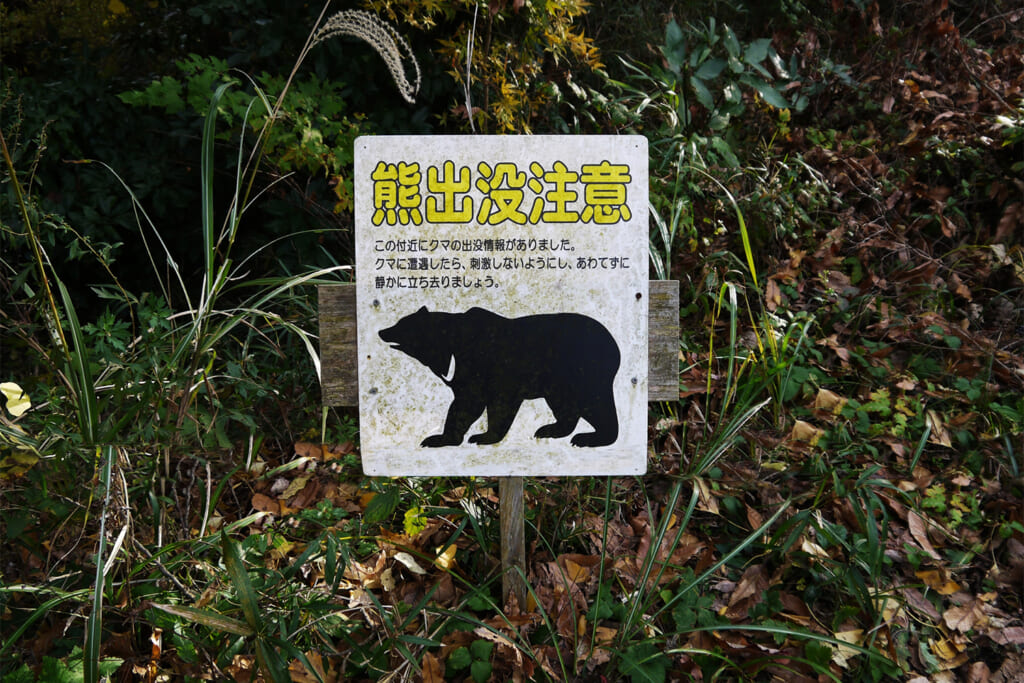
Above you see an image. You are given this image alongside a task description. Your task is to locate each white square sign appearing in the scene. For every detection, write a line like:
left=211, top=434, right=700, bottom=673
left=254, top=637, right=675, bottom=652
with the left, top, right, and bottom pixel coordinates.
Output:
left=355, top=135, right=648, bottom=476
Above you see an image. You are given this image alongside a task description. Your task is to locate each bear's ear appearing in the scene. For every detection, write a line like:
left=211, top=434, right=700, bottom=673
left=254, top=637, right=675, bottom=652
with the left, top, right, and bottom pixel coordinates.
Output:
left=417, top=305, right=429, bottom=313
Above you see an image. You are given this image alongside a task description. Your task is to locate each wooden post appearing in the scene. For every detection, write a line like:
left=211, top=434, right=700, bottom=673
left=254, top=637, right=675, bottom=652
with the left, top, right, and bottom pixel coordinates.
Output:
left=499, top=476, right=527, bottom=608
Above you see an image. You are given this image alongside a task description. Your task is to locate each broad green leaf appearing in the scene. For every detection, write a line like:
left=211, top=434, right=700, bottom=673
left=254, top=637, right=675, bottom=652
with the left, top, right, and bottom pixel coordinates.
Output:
left=689, top=76, right=714, bottom=110
left=723, top=82, right=742, bottom=105
left=363, top=487, right=400, bottom=524
left=709, top=113, right=732, bottom=131
left=766, top=47, right=788, bottom=76
left=618, top=641, right=671, bottom=683
left=689, top=45, right=711, bottom=69
left=744, top=38, right=773, bottom=65
left=694, top=58, right=726, bottom=80
left=742, top=74, right=790, bottom=109
left=722, top=25, right=740, bottom=59
left=471, top=660, right=492, bottom=683
left=710, top=135, right=740, bottom=167
left=662, top=19, right=686, bottom=72
left=448, top=646, right=472, bottom=670
left=470, top=639, right=494, bottom=661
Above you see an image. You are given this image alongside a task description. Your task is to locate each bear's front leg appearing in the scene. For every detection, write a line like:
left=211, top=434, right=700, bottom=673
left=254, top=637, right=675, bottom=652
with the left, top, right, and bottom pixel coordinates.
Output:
left=421, top=393, right=484, bottom=448
left=468, top=397, right=522, bottom=445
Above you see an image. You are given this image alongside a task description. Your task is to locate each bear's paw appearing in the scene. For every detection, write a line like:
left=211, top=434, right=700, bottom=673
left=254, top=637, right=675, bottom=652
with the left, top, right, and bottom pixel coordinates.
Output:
left=421, top=434, right=462, bottom=447
left=571, top=432, right=616, bottom=448
left=467, top=432, right=503, bottom=445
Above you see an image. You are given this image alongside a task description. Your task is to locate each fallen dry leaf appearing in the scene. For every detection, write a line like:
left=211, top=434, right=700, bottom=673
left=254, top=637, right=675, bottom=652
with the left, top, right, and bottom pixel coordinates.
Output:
left=990, top=627, right=1024, bottom=646
left=814, top=388, right=848, bottom=415
left=434, top=543, right=457, bottom=570
left=929, top=636, right=969, bottom=670
left=394, top=551, right=428, bottom=575
left=908, top=510, right=943, bottom=560
left=832, top=629, right=863, bottom=668
left=926, top=410, right=954, bottom=448
left=916, top=568, right=962, bottom=596
left=943, top=600, right=987, bottom=633
left=281, top=473, right=313, bottom=500
left=800, top=536, right=830, bottom=560
left=251, top=493, right=278, bottom=514
left=790, top=420, right=825, bottom=445
left=421, top=652, right=444, bottom=683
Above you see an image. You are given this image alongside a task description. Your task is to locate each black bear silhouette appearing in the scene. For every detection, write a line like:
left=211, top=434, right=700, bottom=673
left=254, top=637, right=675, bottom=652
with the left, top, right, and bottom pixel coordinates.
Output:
left=378, top=306, right=620, bottom=448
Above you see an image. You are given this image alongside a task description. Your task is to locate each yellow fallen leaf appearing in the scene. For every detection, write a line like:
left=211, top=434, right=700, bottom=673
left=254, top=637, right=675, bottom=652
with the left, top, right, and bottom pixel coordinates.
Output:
left=434, top=543, right=457, bottom=570
left=563, top=558, right=590, bottom=584
left=915, top=569, right=961, bottom=595
left=832, top=629, right=863, bottom=668
left=790, top=420, right=825, bottom=446
left=814, top=388, right=847, bottom=415
left=928, top=636, right=968, bottom=669
left=1, top=382, right=31, bottom=417
left=594, top=625, right=617, bottom=645
left=800, top=537, right=830, bottom=559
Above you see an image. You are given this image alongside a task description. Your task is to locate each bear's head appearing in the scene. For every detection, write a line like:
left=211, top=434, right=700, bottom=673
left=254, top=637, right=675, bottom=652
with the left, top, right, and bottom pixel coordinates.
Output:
left=378, top=306, right=455, bottom=381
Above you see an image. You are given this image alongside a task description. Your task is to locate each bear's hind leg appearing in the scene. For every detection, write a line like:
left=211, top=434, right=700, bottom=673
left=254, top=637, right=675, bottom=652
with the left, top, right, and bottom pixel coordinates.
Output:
left=535, top=396, right=580, bottom=439
left=571, top=391, right=618, bottom=447
left=534, top=420, right=579, bottom=439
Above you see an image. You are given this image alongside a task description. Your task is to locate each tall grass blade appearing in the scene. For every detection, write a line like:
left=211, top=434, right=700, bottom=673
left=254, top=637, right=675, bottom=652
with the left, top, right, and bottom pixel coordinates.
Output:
left=84, top=445, right=115, bottom=683
left=201, top=82, right=233, bottom=306
left=56, top=279, right=99, bottom=444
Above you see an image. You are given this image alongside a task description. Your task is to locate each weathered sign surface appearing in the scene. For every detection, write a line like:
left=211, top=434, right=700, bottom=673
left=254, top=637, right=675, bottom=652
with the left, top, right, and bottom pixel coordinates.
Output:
left=355, top=136, right=648, bottom=476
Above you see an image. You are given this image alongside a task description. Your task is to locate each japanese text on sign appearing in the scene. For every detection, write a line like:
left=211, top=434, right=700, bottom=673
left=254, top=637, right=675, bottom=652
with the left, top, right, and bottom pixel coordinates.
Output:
left=370, top=160, right=633, bottom=226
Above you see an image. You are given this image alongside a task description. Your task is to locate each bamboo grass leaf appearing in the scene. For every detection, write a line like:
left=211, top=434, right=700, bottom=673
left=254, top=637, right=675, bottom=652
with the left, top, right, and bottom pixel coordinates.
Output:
left=221, top=530, right=262, bottom=633
left=150, top=603, right=254, bottom=637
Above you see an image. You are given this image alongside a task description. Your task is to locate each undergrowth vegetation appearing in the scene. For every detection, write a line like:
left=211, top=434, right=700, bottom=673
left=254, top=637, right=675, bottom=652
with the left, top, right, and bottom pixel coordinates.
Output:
left=2, top=1, right=1023, bottom=681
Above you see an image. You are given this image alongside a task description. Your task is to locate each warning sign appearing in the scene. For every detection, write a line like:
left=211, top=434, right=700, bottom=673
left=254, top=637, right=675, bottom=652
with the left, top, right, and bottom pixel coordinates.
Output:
left=355, top=136, right=648, bottom=476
